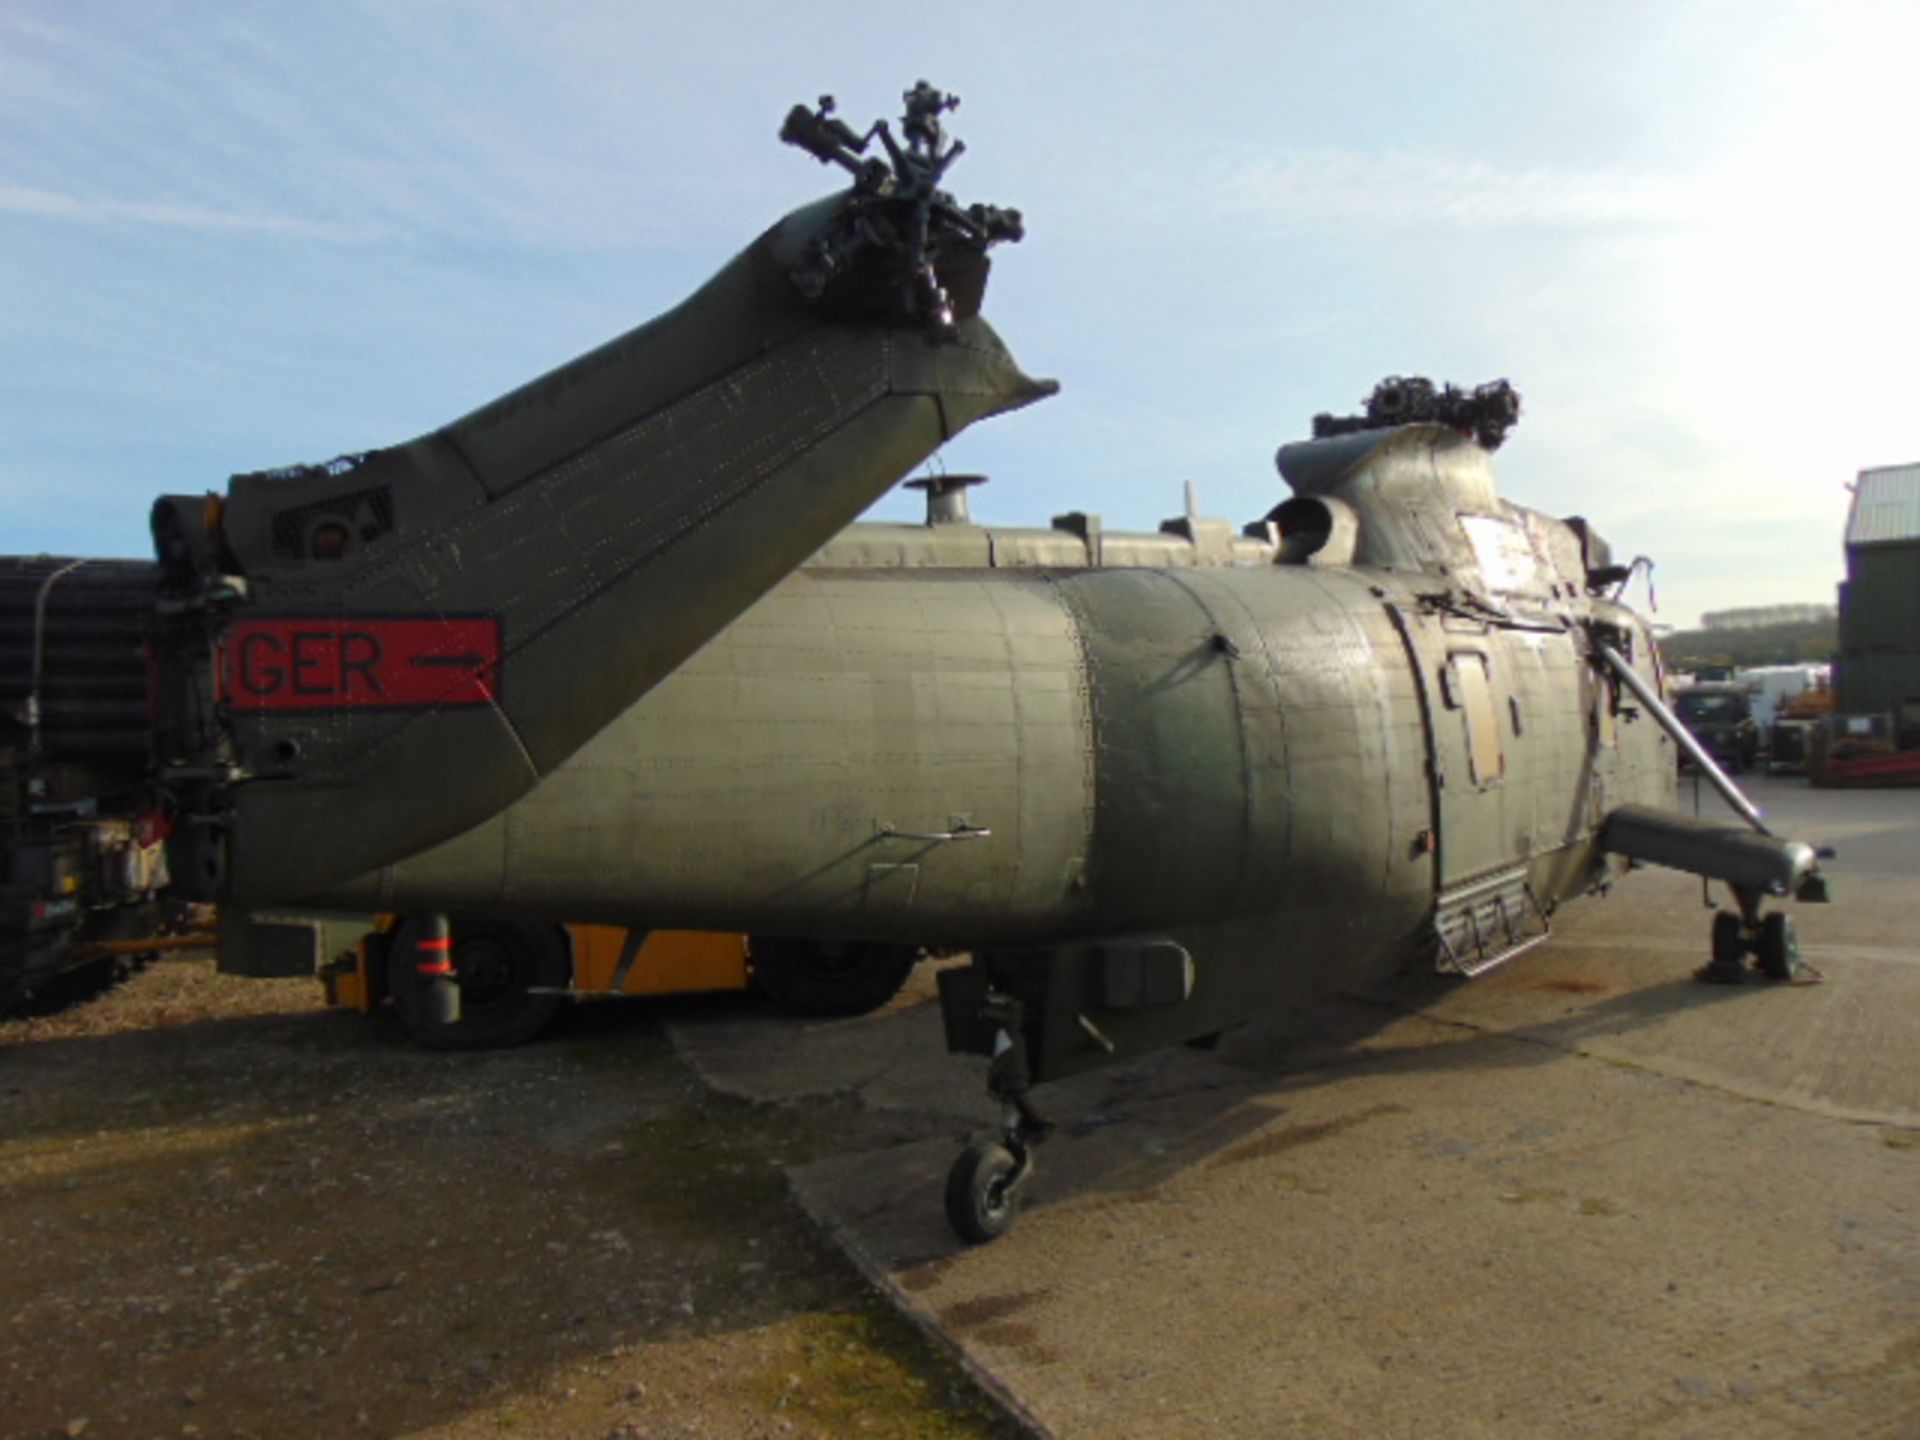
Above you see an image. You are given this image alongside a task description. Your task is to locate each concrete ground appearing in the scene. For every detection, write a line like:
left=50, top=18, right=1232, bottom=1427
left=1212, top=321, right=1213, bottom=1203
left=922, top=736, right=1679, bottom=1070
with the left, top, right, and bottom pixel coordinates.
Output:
left=672, top=775, right=1920, bottom=1439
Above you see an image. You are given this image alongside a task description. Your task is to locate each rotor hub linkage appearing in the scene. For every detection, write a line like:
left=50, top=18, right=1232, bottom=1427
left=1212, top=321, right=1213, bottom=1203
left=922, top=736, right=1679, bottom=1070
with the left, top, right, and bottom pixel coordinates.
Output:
left=780, top=81, right=1025, bottom=337
left=1313, top=376, right=1522, bottom=451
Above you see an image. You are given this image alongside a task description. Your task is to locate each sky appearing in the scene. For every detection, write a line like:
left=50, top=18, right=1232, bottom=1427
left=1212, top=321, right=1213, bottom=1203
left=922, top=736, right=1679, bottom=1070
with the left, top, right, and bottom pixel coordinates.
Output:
left=2, top=0, right=1915, bottom=628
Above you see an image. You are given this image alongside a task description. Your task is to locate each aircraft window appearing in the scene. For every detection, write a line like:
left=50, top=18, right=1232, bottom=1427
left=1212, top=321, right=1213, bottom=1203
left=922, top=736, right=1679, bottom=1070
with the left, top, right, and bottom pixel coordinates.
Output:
left=1448, top=652, right=1505, bottom=785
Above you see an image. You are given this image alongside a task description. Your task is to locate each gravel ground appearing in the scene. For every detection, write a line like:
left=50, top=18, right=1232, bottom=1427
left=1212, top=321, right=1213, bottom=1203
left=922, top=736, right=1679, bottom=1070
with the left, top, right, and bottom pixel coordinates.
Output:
left=0, top=958, right=1026, bottom=1440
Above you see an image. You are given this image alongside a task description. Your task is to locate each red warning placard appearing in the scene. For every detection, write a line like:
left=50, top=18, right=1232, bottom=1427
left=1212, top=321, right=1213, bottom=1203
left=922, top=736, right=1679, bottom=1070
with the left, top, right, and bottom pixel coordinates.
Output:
left=222, top=617, right=502, bottom=712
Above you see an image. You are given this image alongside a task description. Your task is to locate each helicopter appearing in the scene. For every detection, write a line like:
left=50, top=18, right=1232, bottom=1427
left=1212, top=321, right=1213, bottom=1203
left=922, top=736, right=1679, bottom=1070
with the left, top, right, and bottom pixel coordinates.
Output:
left=4, top=84, right=1826, bottom=1244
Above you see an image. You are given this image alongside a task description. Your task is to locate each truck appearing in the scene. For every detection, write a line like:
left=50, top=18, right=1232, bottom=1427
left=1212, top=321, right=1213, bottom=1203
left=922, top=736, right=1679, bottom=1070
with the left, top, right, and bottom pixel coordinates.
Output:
left=1672, top=681, right=1760, bottom=773
left=1, top=557, right=179, bottom=1008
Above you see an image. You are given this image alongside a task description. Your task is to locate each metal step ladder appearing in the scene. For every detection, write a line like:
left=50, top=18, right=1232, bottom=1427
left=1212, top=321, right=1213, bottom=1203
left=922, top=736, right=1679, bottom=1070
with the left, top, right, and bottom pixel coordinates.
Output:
left=1434, top=867, right=1551, bottom=978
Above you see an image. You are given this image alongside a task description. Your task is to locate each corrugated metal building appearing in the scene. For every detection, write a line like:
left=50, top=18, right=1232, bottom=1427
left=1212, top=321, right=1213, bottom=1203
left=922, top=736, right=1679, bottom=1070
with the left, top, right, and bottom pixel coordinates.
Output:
left=1836, top=462, right=1920, bottom=716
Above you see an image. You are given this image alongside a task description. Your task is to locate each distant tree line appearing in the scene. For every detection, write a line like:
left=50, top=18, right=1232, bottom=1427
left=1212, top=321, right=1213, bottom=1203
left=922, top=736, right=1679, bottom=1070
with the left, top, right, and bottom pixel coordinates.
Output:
left=1657, top=618, right=1837, bottom=669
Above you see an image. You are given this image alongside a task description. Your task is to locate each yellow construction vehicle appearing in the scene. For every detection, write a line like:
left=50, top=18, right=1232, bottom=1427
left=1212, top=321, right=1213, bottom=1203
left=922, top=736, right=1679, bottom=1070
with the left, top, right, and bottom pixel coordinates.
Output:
left=320, top=917, right=918, bottom=1049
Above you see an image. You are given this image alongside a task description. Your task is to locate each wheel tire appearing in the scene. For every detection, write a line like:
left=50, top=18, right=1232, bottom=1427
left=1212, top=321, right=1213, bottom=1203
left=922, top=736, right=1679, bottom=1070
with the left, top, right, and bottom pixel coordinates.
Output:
left=1756, top=912, right=1800, bottom=982
left=750, top=937, right=918, bottom=1017
left=1710, top=911, right=1745, bottom=967
left=945, top=1142, right=1020, bottom=1245
left=1698, top=910, right=1748, bottom=983
left=387, top=918, right=570, bottom=1050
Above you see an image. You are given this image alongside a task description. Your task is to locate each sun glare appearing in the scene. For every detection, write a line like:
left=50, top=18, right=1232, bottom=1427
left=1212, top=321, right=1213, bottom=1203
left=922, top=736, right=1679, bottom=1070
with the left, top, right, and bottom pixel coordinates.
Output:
left=1671, top=10, right=1920, bottom=496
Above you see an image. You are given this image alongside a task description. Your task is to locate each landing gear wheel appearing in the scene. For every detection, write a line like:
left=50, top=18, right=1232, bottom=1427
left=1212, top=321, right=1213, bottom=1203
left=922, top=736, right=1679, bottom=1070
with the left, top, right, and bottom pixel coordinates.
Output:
left=945, top=1142, right=1023, bottom=1245
left=1756, top=912, right=1800, bottom=982
left=750, top=937, right=919, bottom=1017
left=387, top=918, right=570, bottom=1050
left=1699, top=911, right=1748, bottom=984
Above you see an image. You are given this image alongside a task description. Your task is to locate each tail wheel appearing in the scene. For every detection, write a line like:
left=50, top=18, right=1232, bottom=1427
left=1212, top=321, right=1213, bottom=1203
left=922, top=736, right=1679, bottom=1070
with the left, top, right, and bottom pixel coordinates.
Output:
left=945, top=1142, right=1022, bottom=1245
left=749, top=937, right=919, bottom=1017
left=386, top=917, right=570, bottom=1050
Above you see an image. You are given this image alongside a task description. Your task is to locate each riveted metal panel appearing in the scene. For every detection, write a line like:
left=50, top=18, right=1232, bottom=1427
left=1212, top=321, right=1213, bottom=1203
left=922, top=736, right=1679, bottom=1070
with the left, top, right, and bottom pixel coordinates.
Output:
left=1054, top=569, right=1251, bottom=931
left=338, top=569, right=1097, bottom=943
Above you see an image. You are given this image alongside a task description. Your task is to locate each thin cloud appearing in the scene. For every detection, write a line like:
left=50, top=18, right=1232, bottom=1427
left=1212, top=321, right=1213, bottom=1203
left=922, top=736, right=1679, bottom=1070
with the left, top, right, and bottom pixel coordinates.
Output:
left=1218, top=150, right=1708, bottom=232
left=0, top=183, right=388, bottom=243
